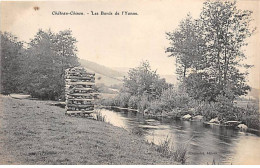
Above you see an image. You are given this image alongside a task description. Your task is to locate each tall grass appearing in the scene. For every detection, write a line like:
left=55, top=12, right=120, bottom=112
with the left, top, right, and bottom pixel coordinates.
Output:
left=94, top=110, right=106, bottom=122
left=173, top=144, right=188, bottom=164
left=156, top=136, right=172, bottom=157
left=155, top=136, right=188, bottom=164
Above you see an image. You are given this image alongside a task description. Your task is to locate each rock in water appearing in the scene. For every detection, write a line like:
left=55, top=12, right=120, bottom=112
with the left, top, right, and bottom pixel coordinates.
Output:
left=182, top=114, right=192, bottom=120
left=193, top=115, right=203, bottom=121
left=237, top=124, right=248, bottom=130
left=209, top=117, right=219, bottom=124
left=144, top=109, right=149, bottom=114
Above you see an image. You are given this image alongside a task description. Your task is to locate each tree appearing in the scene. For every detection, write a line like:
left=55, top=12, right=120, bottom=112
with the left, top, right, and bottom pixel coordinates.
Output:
left=24, top=29, right=79, bottom=100
left=123, top=61, right=170, bottom=100
left=166, top=0, right=254, bottom=101
left=0, top=32, right=24, bottom=94
left=166, top=14, right=206, bottom=79
left=52, top=29, right=79, bottom=72
left=199, top=0, right=254, bottom=99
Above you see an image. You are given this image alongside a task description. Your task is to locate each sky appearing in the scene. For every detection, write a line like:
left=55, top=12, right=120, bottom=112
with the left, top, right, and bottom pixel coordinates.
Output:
left=1, top=0, right=259, bottom=88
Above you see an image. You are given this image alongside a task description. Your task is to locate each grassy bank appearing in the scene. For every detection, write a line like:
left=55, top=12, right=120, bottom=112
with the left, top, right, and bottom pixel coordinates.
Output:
left=98, top=88, right=260, bottom=130
left=0, top=95, right=177, bottom=164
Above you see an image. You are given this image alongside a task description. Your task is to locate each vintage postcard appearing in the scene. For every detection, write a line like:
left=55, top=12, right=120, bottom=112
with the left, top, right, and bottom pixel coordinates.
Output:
left=0, top=0, right=259, bottom=165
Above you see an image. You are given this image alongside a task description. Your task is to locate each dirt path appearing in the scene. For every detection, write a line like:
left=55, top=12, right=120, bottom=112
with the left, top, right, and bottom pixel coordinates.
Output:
left=0, top=95, right=176, bottom=164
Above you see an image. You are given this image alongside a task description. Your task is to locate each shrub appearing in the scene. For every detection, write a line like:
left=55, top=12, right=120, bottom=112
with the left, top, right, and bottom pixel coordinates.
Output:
left=149, top=100, right=165, bottom=114
left=160, top=87, right=191, bottom=111
left=196, top=101, right=218, bottom=121
left=128, top=96, right=139, bottom=109
left=156, top=136, right=172, bottom=158
left=118, top=92, right=131, bottom=108
left=240, top=103, right=260, bottom=129
left=99, top=98, right=115, bottom=106
left=138, top=94, right=150, bottom=112
left=155, top=136, right=188, bottom=164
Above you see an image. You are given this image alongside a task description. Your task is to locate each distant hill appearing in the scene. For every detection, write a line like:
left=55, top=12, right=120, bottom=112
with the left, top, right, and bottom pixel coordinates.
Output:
left=80, top=59, right=177, bottom=86
left=79, top=59, right=124, bottom=86
left=112, top=67, right=177, bottom=84
left=80, top=59, right=124, bottom=78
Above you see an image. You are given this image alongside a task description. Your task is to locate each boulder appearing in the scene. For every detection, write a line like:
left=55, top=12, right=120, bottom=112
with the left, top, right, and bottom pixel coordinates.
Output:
left=193, top=115, right=204, bottom=121
left=143, top=109, right=149, bottom=114
left=209, top=117, right=219, bottom=124
left=237, top=124, right=248, bottom=130
left=182, top=114, right=192, bottom=120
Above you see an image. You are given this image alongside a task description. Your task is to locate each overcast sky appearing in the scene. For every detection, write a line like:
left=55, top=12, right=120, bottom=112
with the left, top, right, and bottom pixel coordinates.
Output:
left=1, top=0, right=259, bottom=88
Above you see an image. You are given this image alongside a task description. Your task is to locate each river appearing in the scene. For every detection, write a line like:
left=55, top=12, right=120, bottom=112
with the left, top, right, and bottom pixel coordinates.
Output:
left=98, top=108, right=260, bottom=165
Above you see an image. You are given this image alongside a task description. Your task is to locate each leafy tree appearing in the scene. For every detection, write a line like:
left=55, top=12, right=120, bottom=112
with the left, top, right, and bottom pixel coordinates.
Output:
left=52, top=29, right=79, bottom=72
left=166, top=1, right=254, bottom=101
left=166, top=14, right=206, bottom=79
left=199, top=0, right=254, bottom=99
left=24, top=29, right=79, bottom=100
left=123, top=61, right=170, bottom=100
left=0, top=32, right=24, bottom=94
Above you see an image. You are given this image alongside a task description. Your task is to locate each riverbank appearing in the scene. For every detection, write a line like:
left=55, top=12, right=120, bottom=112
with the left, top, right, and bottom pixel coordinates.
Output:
left=0, top=95, right=177, bottom=164
left=101, top=104, right=260, bottom=131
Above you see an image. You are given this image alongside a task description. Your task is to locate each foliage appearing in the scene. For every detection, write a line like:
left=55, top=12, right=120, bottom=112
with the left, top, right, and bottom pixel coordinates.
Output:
left=173, top=144, right=188, bottom=164
left=166, top=14, right=206, bottom=79
left=160, top=87, right=190, bottom=111
left=113, top=92, right=131, bottom=108
left=148, top=100, right=164, bottom=114
left=156, top=136, right=172, bottom=158
left=0, top=29, right=79, bottom=100
left=138, top=94, right=150, bottom=112
left=166, top=0, right=254, bottom=102
left=239, top=103, right=260, bottom=129
left=123, top=61, right=170, bottom=100
left=183, top=73, right=219, bottom=101
left=128, top=95, right=139, bottom=109
left=155, top=136, right=188, bottom=164
left=0, top=32, right=24, bottom=94
left=95, top=111, right=106, bottom=122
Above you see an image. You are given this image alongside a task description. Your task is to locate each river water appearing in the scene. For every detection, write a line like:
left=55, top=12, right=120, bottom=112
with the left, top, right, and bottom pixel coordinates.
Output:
left=99, top=108, right=260, bottom=165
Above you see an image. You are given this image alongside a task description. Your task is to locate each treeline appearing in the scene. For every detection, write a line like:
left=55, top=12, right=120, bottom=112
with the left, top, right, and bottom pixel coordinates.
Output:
left=100, top=61, right=171, bottom=110
left=166, top=1, right=254, bottom=102
left=0, top=29, right=79, bottom=100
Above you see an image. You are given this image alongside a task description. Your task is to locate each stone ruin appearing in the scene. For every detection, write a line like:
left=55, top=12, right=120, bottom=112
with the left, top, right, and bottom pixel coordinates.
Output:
left=65, top=67, right=97, bottom=116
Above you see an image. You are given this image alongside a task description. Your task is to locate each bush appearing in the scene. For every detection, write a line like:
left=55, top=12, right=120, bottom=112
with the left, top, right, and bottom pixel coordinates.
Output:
left=240, top=103, right=260, bottom=129
left=148, top=100, right=165, bottom=114
left=115, top=92, right=131, bottom=108
left=155, top=136, right=188, bottom=164
left=138, top=94, right=150, bottom=112
left=128, top=96, right=139, bottom=109
left=196, top=101, right=218, bottom=121
left=99, top=98, right=115, bottom=106
left=160, top=87, right=190, bottom=111
left=241, top=115, right=260, bottom=129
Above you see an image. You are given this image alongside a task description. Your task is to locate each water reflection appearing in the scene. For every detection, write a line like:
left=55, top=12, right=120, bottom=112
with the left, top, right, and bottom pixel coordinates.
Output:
left=99, top=108, right=260, bottom=165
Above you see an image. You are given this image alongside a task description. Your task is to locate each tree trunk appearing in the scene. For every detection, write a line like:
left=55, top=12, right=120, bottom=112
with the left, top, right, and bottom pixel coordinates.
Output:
left=183, top=64, right=186, bottom=78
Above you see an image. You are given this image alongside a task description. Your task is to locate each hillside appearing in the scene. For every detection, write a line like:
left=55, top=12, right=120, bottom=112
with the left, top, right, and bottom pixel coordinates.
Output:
left=79, top=59, right=177, bottom=86
left=79, top=59, right=124, bottom=86
left=79, top=59, right=124, bottom=78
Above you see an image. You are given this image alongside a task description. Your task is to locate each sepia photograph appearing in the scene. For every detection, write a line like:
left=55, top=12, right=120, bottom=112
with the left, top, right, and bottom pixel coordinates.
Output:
left=0, top=0, right=260, bottom=165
